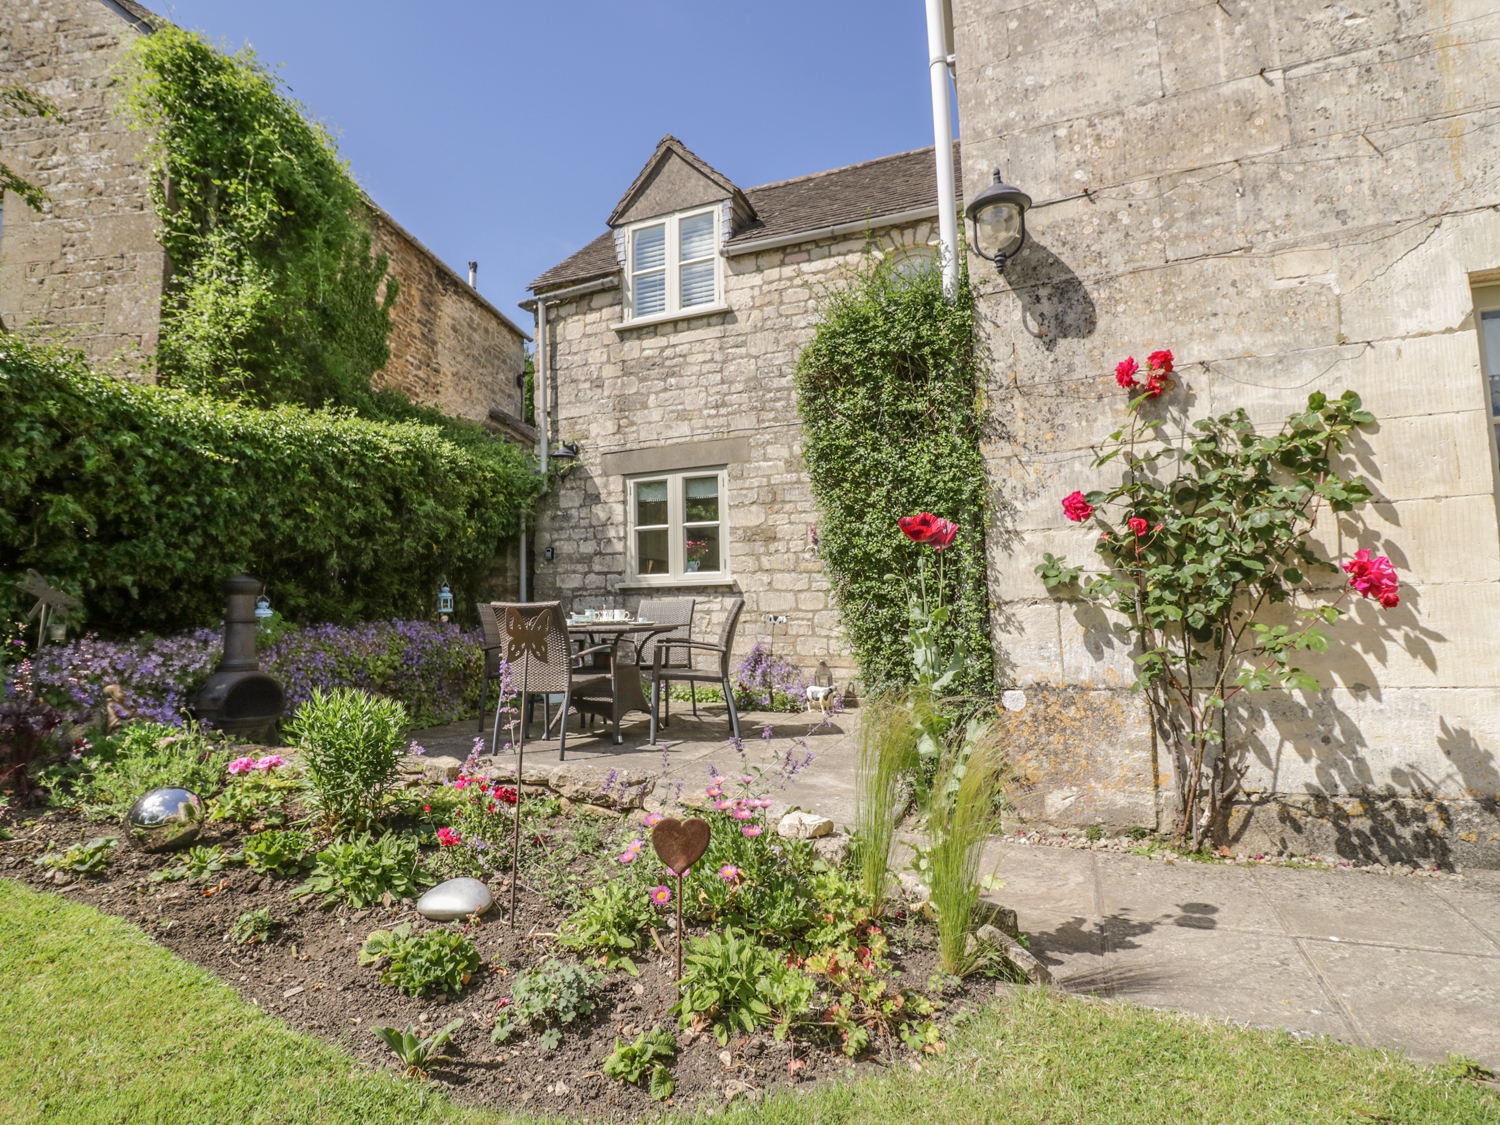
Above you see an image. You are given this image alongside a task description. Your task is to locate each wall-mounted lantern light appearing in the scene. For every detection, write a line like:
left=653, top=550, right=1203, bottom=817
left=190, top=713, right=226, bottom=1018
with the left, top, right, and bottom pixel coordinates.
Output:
left=437, top=583, right=455, bottom=619
left=549, top=440, right=580, bottom=479
left=965, top=169, right=1032, bottom=276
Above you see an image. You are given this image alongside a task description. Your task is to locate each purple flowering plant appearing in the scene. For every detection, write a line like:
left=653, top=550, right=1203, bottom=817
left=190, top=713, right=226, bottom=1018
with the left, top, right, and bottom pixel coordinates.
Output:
left=8, top=620, right=485, bottom=729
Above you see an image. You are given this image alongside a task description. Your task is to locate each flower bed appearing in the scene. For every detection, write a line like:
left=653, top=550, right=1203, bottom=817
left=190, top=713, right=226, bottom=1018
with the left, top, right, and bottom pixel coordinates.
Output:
left=0, top=698, right=999, bottom=1118
left=10, top=620, right=482, bottom=728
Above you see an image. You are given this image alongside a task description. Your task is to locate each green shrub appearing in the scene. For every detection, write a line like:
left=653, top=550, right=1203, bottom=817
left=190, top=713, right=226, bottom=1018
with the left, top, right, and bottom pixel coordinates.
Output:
left=290, top=688, right=407, bottom=829
left=493, top=959, right=603, bottom=1049
left=358, top=923, right=481, bottom=999
left=602, top=1028, right=677, bottom=1100
left=795, top=257, right=992, bottom=694
left=0, top=337, right=541, bottom=635
left=293, top=833, right=432, bottom=909
left=229, top=908, right=276, bottom=945
left=34, top=836, right=116, bottom=874
left=77, top=723, right=231, bottom=818
left=672, top=929, right=811, bottom=1046
left=241, top=829, right=313, bottom=876
left=557, top=877, right=655, bottom=974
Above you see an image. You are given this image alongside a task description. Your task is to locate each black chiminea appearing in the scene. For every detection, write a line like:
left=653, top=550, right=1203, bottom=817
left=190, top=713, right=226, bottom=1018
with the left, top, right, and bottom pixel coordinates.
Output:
left=191, top=575, right=285, bottom=737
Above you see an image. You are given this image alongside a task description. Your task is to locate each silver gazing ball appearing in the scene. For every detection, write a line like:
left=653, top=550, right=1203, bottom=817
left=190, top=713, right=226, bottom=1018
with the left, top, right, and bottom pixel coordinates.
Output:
left=125, top=787, right=204, bottom=852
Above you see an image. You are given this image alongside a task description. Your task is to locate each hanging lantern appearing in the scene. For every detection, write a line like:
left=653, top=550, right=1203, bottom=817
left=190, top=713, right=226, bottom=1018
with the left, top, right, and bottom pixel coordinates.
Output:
left=437, top=583, right=455, bottom=616
left=254, top=595, right=273, bottom=628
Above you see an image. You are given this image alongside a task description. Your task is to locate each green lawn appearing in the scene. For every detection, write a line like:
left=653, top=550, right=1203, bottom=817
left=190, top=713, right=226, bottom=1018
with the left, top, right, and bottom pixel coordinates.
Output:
left=2, top=878, right=1495, bottom=1125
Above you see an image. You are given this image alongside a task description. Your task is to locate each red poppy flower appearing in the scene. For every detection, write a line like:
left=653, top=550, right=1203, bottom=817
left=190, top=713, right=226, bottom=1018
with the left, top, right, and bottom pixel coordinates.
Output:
left=898, top=513, right=941, bottom=544
left=928, top=519, right=959, bottom=551
left=1148, top=349, right=1174, bottom=374
left=1115, top=357, right=1140, bottom=388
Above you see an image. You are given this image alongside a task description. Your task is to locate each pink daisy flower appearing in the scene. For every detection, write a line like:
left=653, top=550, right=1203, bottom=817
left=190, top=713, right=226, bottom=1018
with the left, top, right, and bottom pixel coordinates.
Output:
left=741, top=825, right=762, bottom=838
left=650, top=885, right=672, bottom=905
left=718, top=864, right=740, bottom=882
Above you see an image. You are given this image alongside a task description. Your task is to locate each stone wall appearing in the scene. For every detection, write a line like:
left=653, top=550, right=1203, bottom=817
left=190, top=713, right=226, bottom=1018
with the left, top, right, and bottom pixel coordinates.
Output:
left=953, top=0, right=1500, bottom=865
left=370, top=209, right=528, bottom=426
left=0, top=0, right=163, bottom=372
left=531, top=222, right=941, bottom=686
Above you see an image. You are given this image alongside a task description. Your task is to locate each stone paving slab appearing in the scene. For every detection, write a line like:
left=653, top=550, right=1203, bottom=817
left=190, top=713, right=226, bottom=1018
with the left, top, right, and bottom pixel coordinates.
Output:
left=413, top=702, right=1500, bottom=1068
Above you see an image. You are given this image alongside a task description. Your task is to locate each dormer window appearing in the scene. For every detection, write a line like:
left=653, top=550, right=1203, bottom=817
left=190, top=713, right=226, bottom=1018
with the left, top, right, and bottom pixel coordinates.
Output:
left=626, top=207, right=721, bottom=321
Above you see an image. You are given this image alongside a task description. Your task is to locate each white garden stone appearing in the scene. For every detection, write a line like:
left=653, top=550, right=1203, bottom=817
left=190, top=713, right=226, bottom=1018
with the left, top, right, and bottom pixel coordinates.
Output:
left=777, top=811, right=833, bottom=839
left=416, top=877, right=493, bottom=921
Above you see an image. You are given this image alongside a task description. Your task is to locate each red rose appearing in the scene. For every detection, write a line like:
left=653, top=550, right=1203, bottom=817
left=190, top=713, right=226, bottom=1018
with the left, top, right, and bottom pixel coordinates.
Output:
left=1343, top=549, right=1399, bottom=609
left=1129, top=517, right=1148, bottom=536
left=1115, top=357, right=1139, bottom=388
left=898, top=513, right=941, bottom=544
left=1148, top=349, right=1174, bottom=374
left=1062, top=491, right=1094, bottom=522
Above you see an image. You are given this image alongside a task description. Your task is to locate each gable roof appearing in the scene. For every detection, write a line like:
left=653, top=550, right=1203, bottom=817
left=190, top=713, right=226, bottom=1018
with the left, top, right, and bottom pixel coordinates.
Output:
left=607, top=135, right=752, bottom=228
left=528, top=141, right=961, bottom=294
left=100, top=0, right=166, bottom=31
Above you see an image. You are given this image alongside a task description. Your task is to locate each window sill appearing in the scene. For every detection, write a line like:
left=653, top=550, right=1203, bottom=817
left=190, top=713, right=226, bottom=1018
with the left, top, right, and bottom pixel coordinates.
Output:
left=610, top=302, right=731, bottom=332
left=617, top=575, right=738, bottom=592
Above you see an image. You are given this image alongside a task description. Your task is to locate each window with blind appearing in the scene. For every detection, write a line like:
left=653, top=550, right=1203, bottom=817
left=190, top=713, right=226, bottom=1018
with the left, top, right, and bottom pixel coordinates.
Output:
left=626, top=207, right=721, bottom=321
left=626, top=468, right=729, bottom=584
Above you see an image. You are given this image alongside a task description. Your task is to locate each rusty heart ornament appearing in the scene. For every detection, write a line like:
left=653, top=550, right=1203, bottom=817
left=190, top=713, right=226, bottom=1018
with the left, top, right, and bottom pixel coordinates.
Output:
left=651, top=816, right=710, bottom=874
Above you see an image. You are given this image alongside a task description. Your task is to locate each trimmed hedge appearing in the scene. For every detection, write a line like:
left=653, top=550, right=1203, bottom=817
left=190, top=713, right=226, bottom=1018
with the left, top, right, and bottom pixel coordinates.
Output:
left=0, top=338, right=542, bottom=635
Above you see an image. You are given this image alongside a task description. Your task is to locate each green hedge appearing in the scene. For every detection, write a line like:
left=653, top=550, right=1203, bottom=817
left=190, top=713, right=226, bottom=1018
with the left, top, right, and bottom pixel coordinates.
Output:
left=795, top=258, right=993, bottom=694
left=0, top=338, right=542, bottom=635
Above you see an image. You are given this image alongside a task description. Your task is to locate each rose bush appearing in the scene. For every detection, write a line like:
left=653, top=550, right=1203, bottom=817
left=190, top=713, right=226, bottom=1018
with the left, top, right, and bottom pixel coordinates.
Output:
left=1036, top=349, right=1401, bottom=848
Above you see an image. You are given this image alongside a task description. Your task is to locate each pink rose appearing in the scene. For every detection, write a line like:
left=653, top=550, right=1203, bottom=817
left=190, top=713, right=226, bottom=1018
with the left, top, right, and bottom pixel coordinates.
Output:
left=1115, top=358, right=1139, bottom=388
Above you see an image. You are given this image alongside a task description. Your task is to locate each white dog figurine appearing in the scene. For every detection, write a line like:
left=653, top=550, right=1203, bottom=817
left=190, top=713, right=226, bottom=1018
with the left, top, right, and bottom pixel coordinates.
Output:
left=806, top=684, right=838, bottom=712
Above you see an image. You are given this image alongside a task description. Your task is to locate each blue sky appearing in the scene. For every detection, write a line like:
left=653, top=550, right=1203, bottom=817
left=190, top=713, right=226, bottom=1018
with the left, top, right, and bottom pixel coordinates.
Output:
left=155, top=0, right=955, bottom=333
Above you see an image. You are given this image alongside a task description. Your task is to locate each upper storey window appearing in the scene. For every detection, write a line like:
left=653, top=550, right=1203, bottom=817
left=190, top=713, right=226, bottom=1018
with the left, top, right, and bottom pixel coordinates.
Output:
left=627, top=207, right=720, bottom=321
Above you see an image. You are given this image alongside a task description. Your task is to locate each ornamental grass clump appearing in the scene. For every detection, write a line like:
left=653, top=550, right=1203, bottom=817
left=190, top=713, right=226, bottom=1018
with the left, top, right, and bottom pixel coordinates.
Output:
left=290, top=687, right=407, bottom=830
left=854, top=693, right=924, bottom=916
left=924, top=735, right=1007, bottom=976
left=1038, top=361, right=1403, bottom=850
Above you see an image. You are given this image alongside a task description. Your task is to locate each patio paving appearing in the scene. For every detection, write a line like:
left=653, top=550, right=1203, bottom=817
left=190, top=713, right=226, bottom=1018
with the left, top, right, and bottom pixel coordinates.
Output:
left=413, top=700, right=1500, bottom=1069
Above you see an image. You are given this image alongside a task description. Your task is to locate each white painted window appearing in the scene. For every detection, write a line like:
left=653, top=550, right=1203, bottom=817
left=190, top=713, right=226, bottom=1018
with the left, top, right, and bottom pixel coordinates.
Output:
left=625, top=207, right=721, bottom=321
left=1474, top=284, right=1500, bottom=458
left=626, top=467, right=729, bottom=584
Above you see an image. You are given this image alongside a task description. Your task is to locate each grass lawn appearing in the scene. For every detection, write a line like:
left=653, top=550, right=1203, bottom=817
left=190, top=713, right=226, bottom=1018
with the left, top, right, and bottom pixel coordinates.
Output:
left=2, top=878, right=1495, bottom=1125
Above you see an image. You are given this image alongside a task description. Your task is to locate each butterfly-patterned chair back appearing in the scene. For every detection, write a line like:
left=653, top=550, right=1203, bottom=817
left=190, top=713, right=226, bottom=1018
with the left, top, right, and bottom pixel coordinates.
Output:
left=485, top=601, right=572, bottom=696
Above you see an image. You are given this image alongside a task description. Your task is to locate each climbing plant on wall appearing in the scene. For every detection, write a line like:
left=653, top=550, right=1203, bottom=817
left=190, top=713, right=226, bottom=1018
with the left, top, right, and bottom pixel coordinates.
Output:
left=795, top=258, right=993, bottom=695
left=125, top=28, right=395, bottom=411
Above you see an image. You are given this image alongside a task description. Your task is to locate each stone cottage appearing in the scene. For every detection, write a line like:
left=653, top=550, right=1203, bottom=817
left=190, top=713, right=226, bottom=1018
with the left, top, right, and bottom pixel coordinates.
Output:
left=952, top=0, right=1500, bottom=866
left=523, top=135, right=961, bottom=679
left=0, top=0, right=528, bottom=432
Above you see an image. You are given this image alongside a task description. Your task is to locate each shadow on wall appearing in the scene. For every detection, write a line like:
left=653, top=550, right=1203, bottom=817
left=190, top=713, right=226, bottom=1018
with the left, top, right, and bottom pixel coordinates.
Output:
left=1001, top=238, right=1097, bottom=349
left=1223, top=678, right=1500, bottom=866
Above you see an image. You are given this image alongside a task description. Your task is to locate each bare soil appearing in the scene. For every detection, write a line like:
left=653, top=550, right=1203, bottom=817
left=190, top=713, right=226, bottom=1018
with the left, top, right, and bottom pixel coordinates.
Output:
left=0, top=807, right=977, bottom=1120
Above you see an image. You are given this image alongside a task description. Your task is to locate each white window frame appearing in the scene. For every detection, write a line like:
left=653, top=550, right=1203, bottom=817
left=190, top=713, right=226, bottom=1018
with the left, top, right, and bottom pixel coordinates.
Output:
left=1471, top=283, right=1500, bottom=532
left=622, top=206, right=724, bottom=325
left=625, top=466, right=732, bottom=586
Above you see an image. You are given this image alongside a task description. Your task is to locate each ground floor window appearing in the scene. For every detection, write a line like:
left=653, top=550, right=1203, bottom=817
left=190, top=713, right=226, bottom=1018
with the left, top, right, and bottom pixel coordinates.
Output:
left=1474, top=284, right=1500, bottom=455
left=627, top=467, right=728, bottom=583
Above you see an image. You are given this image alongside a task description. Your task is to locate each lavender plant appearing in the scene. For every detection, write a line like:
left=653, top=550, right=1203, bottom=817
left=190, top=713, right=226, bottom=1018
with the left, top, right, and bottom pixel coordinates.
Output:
left=11, top=620, right=483, bottom=729
left=732, top=642, right=807, bottom=713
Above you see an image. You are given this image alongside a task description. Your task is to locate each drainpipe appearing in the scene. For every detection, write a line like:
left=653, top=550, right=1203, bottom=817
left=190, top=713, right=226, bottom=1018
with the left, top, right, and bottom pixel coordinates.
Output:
left=925, top=0, right=959, bottom=299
